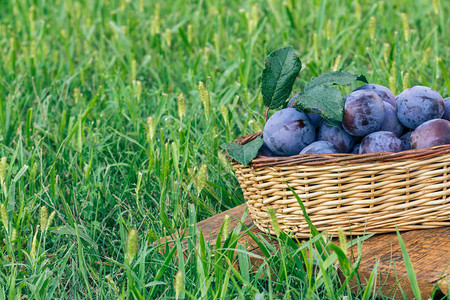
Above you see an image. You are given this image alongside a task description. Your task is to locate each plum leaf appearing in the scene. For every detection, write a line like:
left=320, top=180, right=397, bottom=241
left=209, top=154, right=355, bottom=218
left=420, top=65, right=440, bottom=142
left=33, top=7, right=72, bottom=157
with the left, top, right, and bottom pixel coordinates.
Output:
left=262, top=46, right=302, bottom=109
left=221, top=137, right=264, bottom=166
left=305, top=70, right=368, bottom=91
left=293, top=86, right=345, bottom=125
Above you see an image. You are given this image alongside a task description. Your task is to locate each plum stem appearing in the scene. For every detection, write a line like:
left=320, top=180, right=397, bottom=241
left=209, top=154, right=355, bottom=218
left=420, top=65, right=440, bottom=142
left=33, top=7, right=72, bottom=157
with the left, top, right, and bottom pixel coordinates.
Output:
left=265, top=108, right=270, bottom=123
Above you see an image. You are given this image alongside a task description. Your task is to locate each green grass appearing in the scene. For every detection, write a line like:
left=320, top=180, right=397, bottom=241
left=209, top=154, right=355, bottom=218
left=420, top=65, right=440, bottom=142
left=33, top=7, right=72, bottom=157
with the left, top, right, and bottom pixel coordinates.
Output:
left=0, top=0, right=449, bottom=298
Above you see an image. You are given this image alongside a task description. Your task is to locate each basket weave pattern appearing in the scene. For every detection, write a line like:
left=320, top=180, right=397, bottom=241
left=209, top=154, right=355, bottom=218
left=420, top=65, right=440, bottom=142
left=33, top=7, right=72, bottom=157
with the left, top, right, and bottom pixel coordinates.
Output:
left=232, top=133, right=450, bottom=238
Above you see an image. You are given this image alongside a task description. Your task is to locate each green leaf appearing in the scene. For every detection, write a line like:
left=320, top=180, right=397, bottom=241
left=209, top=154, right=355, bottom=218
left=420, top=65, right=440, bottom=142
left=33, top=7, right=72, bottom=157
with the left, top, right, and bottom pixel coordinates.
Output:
left=261, top=46, right=302, bottom=109
left=221, top=137, right=264, bottom=167
left=305, top=70, right=367, bottom=91
left=293, top=85, right=345, bottom=125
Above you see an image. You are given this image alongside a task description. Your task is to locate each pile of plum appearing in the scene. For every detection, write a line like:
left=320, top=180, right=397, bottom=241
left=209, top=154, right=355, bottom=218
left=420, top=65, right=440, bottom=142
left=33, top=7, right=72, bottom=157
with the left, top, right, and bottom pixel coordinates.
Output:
left=261, top=85, right=450, bottom=156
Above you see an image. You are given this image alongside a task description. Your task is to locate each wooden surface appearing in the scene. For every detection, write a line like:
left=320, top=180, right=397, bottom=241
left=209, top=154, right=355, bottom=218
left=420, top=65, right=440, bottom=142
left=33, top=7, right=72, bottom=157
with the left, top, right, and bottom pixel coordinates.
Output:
left=161, top=203, right=449, bottom=299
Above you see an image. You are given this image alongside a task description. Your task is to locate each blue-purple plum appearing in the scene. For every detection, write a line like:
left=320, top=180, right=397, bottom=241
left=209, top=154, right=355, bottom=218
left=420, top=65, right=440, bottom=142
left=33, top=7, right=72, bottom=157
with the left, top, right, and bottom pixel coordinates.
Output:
left=263, top=108, right=316, bottom=156
left=359, top=131, right=403, bottom=154
left=307, top=112, right=322, bottom=128
left=317, top=120, right=356, bottom=153
left=343, top=90, right=385, bottom=136
left=395, top=86, right=445, bottom=129
left=400, top=132, right=412, bottom=151
left=443, top=97, right=450, bottom=121
left=258, top=142, right=277, bottom=157
left=300, top=141, right=340, bottom=154
left=354, top=84, right=396, bottom=107
left=380, top=102, right=404, bottom=136
left=410, top=119, right=450, bottom=149
left=351, top=143, right=361, bottom=154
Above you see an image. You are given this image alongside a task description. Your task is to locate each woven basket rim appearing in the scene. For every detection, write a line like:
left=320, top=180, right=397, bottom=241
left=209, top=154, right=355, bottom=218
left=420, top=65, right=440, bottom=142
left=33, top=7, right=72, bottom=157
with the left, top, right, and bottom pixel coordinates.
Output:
left=234, top=132, right=450, bottom=167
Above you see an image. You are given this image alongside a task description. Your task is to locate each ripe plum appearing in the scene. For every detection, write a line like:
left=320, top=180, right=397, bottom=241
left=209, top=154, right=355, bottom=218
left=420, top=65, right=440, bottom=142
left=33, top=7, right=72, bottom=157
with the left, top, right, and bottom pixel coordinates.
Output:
left=258, top=142, right=277, bottom=157
left=317, top=120, right=356, bottom=153
left=343, top=90, right=385, bottom=136
left=263, top=108, right=316, bottom=156
left=395, top=86, right=444, bottom=129
left=351, top=143, right=361, bottom=154
left=443, top=97, right=450, bottom=121
left=400, top=131, right=412, bottom=151
left=380, top=102, right=404, bottom=136
left=354, top=84, right=396, bottom=107
left=359, top=131, right=403, bottom=154
left=300, top=141, right=340, bottom=154
left=410, top=119, right=450, bottom=149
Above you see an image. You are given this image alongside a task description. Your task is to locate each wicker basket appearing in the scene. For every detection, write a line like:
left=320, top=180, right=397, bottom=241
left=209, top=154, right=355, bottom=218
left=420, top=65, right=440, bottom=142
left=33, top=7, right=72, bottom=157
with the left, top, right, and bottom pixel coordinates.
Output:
left=231, top=132, right=450, bottom=238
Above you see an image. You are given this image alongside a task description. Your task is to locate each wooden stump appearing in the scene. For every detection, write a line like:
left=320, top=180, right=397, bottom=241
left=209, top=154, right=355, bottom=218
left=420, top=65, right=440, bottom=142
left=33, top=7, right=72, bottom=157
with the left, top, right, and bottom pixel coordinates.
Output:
left=160, top=203, right=449, bottom=299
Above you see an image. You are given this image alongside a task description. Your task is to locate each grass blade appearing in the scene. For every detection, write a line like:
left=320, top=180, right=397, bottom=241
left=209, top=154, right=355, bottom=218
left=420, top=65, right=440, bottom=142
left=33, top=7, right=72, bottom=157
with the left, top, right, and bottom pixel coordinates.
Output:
left=361, top=260, right=379, bottom=300
left=396, top=228, right=422, bottom=300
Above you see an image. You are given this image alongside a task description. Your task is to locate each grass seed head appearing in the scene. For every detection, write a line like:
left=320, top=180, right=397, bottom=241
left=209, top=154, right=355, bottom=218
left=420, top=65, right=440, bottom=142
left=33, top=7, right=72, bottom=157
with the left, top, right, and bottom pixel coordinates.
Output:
left=136, top=171, right=143, bottom=194
left=369, top=16, right=376, bottom=39
left=164, top=28, right=172, bottom=46
left=338, top=227, right=347, bottom=255
left=47, top=211, right=56, bottom=230
left=203, top=47, right=211, bottom=66
left=177, top=93, right=186, bottom=120
left=432, top=0, right=439, bottom=14
left=0, top=157, right=8, bottom=184
left=150, top=4, right=161, bottom=35
left=223, top=214, right=230, bottom=238
left=0, top=203, right=7, bottom=229
left=333, top=55, right=342, bottom=71
left=174, top=270, right=184, bottom=299
left=39, top=206, right=48, bottom=232
left=134, top=80, right=142, bottom=103
left=218, top=151, right=231, bottom=172
left=401, top=13, right=410, bottom=42
left=126, top=228, right=138, bottom=264
left=383, top=43, right=391, bottom=62
left=389, top=74, right=396, bottom=95
left=187, top=24, right=193, bottom=43
left=106, top=275, right=120, bottom=294
left=402, top=71, right=410, bottom=90
left=11, top=227, right=17, bottom=243
left=219, top=105, right=228, bottom=125
left=248, top=4, right=259, bottom=33
left=131, top=59, right=137, bottom=82
left=147, top=116, right=156, bottom=141
left=268, top=208, right=281, bottom=237
left=326, top=19, right=332, bottom=40
left=30, top=226, right=39, bottom=259
left=421, top=47, right=432, bottom=65
left=74, top=88, right=81, bottom=103
left=195, top=164, right=208, bottom=194
left=355, top=0, right=362, bottom=21
left=198, top=81, right=210, bottom=120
